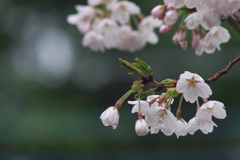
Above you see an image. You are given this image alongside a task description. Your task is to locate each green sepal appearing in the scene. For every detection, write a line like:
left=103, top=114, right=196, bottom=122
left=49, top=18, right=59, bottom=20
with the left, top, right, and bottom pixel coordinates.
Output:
left=134, top=88, right=155, bottom=100
left=119, top=58, right=144, bottom=78
left=131, top=81, right=145, bottom=93
left=156, top=79, right=177, bottom=87
left=167, top=88, right=179, bottom=98
left=135, top=57, right=153, bottom=76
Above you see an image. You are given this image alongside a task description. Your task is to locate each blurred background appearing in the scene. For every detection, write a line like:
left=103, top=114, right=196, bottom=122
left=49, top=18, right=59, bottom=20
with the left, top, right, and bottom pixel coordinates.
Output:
left=0, top=0, right=240, bottom=159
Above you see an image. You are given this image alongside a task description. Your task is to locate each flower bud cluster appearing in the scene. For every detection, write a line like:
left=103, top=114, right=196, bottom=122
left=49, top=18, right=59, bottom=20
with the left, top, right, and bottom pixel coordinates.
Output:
left=100, top=71, right=226, bottom=138
left=67, top=0, right=163, bottom=52
left=151, top=0, right=235, bottom=55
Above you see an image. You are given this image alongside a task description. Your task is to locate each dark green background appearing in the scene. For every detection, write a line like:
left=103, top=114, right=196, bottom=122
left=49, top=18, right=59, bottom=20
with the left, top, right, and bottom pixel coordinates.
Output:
left=0, top=0, right=239, bottom=159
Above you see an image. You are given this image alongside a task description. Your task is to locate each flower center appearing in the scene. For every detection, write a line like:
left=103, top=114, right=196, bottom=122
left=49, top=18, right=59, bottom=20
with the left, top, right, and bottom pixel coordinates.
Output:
left=157, top=109, right=166, bottom=123
left=186, top=76, right=200, bottom=88
left=207, top=107, right=214, bottom=113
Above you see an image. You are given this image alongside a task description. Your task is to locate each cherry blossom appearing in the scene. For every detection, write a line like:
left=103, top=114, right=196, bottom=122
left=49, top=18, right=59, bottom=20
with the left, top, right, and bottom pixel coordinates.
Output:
left=175, top=119, right=188, bottom=138
left=195, top=100, right=226, bottom=123
left=82, top=31, right=105, bottom=52
left=176, top=71, right=212, bottom=103
left=111, top=1, right=140, bottom=24
left=67, top=5, right=96, bottom=33
left=185, top=12, right=203, bottom=30
left=192, top=33, right=201, bottom=49
left=164, top=10, right=178, bottom=26
left=144, top=106, right=177, bottom=135
left=128, top=100, right=150, bottom=114
left=135, top=119, right=149, bottom=136
left=164, top=0, right=185, bottom=9
left=95, top=18, right=119, bottom=36
left=204, top=26, right=230, bottom=50
left=100, top=107, right=119, bottom=129
left=187, top=117, right=217, bottom=135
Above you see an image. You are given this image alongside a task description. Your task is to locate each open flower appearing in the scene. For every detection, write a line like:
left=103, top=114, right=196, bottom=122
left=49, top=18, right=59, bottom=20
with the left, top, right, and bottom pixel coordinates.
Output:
left=100, top=107, right=119, bottom=129
left=176, top=71, right=212, bottom=103
left=135, top=119, right=149, bottom=136
left=175, top=119, right=188, bottom=138
left=146, top=106, right=178, bottom=135
left=195, top=100, right=226, bottom=123
left=82, top=31, right=105, bottom=52
left=128, top=100, right=150, bottom=113
left=187, top=117, right=217, bottom=135
left=111, top=1, right=140, bottom=24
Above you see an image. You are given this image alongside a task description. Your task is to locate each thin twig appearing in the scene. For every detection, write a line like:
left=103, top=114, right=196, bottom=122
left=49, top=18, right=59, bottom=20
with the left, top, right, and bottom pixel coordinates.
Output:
left=205, top=54, right=240, bottom=84
left=233, top=12, right=240, bottom=24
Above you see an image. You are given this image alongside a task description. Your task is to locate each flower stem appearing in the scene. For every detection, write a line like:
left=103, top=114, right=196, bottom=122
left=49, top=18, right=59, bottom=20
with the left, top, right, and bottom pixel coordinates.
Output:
left=196, top=98, right=200, bottom=110
left=115, top=90, right=133, bottom=109
left=176, top=94, right=183, bottom=120
left=202, top=98, right=208, bottom=103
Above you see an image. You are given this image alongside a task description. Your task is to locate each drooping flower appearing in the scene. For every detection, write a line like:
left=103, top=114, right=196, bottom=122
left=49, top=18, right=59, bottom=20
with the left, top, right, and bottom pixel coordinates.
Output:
left=146, top=106, right=178, bottom=135
left=95, top=18, right=119, bottom=36
left=135, top=119, right=149, bottom=136
left=175, top=119, right=188, bottom=138
left=100, top=106, right=119, bottom=129
left=139, top=16, right=162, bottom=44
left=176, top=71, right=212, bottom=103
left=180, top=40, right=188, bottom=50
left=67, top=5, right=96, bottom=33
left=187, top=117, right=217, bottom=135
left=192, top=32, right=201, bottom=49
left=195, top=100, right=226, bottom=123
left=111, top=1, right=140, bottom=24
left=185, top=12, right=203, bottom=30
left=204, top=26, right=230, bottom=51
left=82, top=31, right=105, bottom=52
left=128, top=100, right=150, bottom=114
left=116, top=25, right=146, bottom=52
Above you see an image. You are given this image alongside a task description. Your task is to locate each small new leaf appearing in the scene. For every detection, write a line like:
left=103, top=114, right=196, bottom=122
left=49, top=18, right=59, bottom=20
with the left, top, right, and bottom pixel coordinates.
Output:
left=135, top=57, right=153, bottom=76
left=119, top=58, right=144, bottom=78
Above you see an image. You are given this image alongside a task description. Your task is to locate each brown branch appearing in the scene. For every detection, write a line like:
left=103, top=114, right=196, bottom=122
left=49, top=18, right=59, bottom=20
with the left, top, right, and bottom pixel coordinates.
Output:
left=205, top=54, right=240, bottom=84
left=225, top=16, right=240, bottom=35
left=233, top=12, right=240, bottom=24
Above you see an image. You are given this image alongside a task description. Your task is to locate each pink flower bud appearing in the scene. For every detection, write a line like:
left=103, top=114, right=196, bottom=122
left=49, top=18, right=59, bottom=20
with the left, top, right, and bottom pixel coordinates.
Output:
left=178, top=31, right=186, bottom=42
left=172, top=33, right=179, bottom=44
left=151, top=5, right=166, bottom=20
left=167, top=4, right=175, bottom=10
left=82, top=21, right=93, bottom=34
left=164, top=10, right=178, bottom=26
left=192, top=33, right=201, bottom=48
left=180, top=40, right=188, bottom=50
left=159, top=24, right=172, bottom=33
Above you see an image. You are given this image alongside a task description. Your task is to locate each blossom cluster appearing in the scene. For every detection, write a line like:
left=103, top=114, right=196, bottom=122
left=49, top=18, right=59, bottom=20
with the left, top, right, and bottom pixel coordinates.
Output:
left=151, top=0, right=234, bottom=55
left=100, top=71, right=226, bottom=138
left=67, top=0, right=162, bottom=52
